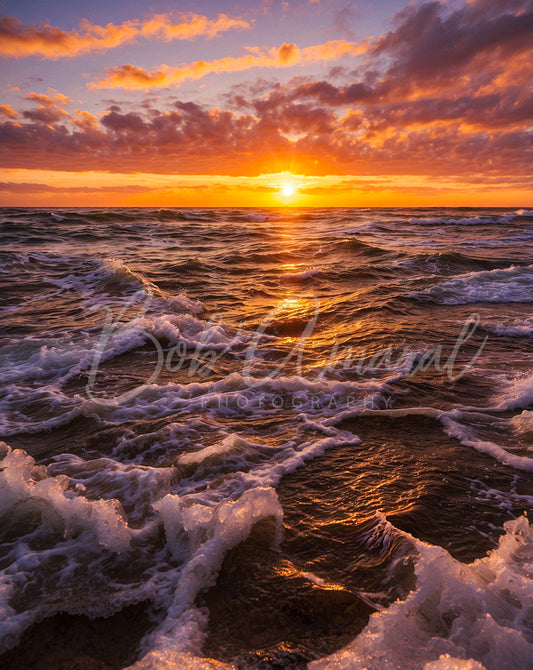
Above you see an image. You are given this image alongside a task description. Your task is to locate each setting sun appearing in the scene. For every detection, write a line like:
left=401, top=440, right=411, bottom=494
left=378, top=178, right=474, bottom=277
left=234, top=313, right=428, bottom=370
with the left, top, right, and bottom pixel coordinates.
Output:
left=282, top=184, right=295, bottom=197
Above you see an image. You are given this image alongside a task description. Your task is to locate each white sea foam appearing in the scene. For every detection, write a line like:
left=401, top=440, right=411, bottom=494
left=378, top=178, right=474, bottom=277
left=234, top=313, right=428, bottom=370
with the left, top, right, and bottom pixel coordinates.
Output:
left=408, top=214, right=515, bottom=226
left=481, top=317, right=533, bottom=338
left=176, top=434, right=266, bottom=467
left=47, top=453, right=177, bottom=524
left=440, top=413, right=533, bottom=472
left=179, top=211, right=211, bottom=221
left=329, top=406, right=533, bottom=472
left=99, top=372, right=396, bottom=427
left=310, top=514, right=533, bottom=670
left=414, top=264, right=533, bottom=304
left=130, top=487, right=283, bottom=663
left=0, top=385, right=84, bottom=435
left=0, top=445, right=135, bottom=653
left=0, top=292, right=225, bottom=408
left=493, top=371, right=533, bottom=412
left=0, top=446, right=131, bottom=551
left=0, top=439, right=289, bottom=656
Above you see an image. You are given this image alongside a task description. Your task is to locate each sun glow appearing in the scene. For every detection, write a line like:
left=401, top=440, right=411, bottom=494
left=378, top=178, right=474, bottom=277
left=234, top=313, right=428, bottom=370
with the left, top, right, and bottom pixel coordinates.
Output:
left=282, top=184, right=295, bottom=196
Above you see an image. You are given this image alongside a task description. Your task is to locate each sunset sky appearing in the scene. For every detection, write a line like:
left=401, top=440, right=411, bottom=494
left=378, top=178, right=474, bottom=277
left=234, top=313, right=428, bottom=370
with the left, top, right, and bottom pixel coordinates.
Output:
left=0, top=0, right=532, bottom=207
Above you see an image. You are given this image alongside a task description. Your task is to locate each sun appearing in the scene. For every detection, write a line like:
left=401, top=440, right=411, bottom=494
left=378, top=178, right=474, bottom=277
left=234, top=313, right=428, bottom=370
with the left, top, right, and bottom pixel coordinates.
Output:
left=269, top=173, right=303, bottom=204
left=282, top=184, right=295, bottom=196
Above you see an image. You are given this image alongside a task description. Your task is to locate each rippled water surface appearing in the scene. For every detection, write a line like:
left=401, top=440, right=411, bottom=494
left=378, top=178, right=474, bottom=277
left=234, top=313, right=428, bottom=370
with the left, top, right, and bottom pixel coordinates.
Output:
left=1, top=207, right=532, bottom=669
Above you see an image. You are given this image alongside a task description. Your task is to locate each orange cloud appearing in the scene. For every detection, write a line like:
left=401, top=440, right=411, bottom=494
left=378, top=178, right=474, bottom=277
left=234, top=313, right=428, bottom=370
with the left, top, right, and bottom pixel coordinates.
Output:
left=277, top=42, right=299, bottom=65
left=20, top=91, right=72, bottom=124
left=2, top=95, right=530, bottom=184
left=90, top=39, right=368, bottom=89
left=1, top=0, right=530, bottom=201
left=0, top=104, right=17, bottom=119
left=0, top=13, right=250, bottom=59
left=139, top=12, right=250, bottom=40
left=24, top=91, right=72, bottom=106
left=72, top=110, right=100, bottom=131
left=302, top=39, right=369, bottom=61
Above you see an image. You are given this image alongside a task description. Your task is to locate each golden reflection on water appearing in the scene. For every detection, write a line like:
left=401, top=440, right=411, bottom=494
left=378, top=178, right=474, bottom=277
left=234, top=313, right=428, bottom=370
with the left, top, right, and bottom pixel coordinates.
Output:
left=273, top=559, right=345, bottom=591
left=241, top=215, right=355, bottom=362
left=277, top=296, right=314, bottom=317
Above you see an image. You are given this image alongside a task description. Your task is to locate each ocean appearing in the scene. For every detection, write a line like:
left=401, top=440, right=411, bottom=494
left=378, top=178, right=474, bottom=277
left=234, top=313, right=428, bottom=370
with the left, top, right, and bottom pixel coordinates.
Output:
left=0, top=206, right=532, bottom=670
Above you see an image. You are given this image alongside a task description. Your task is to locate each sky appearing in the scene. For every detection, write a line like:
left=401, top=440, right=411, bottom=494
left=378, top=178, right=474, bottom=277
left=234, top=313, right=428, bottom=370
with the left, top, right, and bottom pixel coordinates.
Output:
left=0, top=0, right=532, bottom=207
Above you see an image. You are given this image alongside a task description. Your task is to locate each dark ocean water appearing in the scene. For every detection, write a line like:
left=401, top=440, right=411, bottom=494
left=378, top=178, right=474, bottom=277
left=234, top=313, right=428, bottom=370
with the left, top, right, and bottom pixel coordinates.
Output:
left=0, top=207, right=532, bottom=670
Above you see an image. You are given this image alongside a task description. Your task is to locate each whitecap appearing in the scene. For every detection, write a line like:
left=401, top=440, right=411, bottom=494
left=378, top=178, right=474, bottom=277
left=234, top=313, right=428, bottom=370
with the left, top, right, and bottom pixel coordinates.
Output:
left=310, top=514, right=533, bottom=670
left=412, top=264, right=533, bottom=304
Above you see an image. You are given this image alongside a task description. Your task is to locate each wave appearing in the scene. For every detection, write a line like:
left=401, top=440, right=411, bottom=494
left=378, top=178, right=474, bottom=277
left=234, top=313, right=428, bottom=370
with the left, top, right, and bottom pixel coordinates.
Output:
left=163, top=258, right=211, bottom=274
left=399, top=250, right=513, bottom=276
left=440, top=413, right=533, bottom=473
left=244, top=213, right=269, bottom=223
left=493, top=371, right=533, bottom=413
left=311, top=513, right=533, bottom=670
left=408, top=213, right=516, bottom=226
left=481, top=317, right=533, bottom=338
left=178, top=210, right=214, bottom=222
left=87, top=210, right=145, bottom=222
left=412, top=264, right=533, bottom=305
left=226, top=209, right=275, bottom=223
left=0, top=306, right=241, bottom=407
left=330, top=405, right=533, bottom=473
left=155, top=208, right=217, bottom=223
left=40, top=257, right=156, bottom=299
left=0, top=411, right=361, bottom=657
left=337, top=237, right=396, bottom=257
left=0, top=445, right=133, bottom=654
left=281, top=266, right=323, bottom=281
left=156, top=208, right=182, bottom=221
